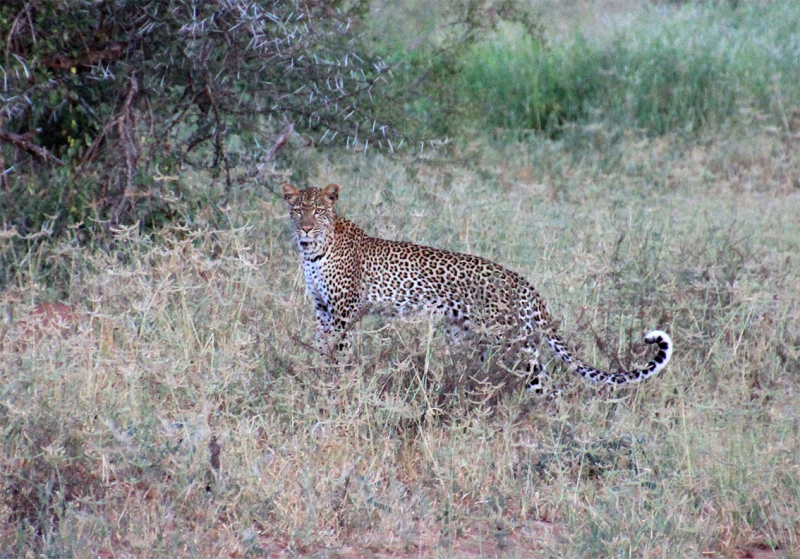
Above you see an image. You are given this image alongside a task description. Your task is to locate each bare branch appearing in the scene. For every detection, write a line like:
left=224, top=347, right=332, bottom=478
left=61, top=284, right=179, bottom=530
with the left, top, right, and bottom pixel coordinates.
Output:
left=204, top=83, right=232, bottom=191
left=110, top=76, right=140, bottom=224
left=264, top=122, right=294, bottom=162
left=0, top=129, right=64, bottom=167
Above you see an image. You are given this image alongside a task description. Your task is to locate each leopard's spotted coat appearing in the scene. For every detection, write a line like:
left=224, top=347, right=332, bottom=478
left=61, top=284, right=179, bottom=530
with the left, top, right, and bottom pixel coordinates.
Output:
left=283, top=183, right=672, bottom=391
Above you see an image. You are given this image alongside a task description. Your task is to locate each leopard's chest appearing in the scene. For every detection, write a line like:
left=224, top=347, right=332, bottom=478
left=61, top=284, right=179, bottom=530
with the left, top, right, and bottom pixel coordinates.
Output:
left=301, top=256, right=335, bottom=303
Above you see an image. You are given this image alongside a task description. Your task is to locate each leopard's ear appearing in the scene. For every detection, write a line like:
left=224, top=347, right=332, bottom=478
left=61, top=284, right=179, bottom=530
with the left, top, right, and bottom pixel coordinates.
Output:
left=282, top=183, right=300, bottom=205
left=322, top=183, right=339, bottom=206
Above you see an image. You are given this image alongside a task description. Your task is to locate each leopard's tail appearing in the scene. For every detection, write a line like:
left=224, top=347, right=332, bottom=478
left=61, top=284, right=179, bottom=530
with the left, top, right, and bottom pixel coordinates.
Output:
left=544, top=329, right=673, bottom=385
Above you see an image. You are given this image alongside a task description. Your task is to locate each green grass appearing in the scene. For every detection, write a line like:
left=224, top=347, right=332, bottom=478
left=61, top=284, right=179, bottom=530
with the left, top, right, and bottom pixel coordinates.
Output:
left=458, top=1, right=800, bottom=135
left=1, top=121, right=798, bottom=556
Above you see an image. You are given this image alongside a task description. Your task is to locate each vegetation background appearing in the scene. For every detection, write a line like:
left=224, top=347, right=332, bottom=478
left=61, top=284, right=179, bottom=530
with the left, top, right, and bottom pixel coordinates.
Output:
left=1, top=0, right=798, bottom=557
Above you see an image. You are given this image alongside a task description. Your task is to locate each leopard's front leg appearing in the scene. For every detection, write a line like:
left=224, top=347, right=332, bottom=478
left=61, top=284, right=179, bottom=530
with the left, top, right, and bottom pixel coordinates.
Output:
left=313, top=299, right=336, bottom=356
left=314, top=295, right=359, bottom=361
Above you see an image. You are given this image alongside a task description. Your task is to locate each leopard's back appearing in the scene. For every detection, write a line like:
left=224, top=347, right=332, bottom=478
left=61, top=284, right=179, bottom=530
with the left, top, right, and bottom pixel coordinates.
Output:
left=359, top=236, right=528, bottom=320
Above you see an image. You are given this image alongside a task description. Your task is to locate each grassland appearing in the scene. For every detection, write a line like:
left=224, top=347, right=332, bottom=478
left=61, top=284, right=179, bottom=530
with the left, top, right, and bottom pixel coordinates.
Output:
left=2, top=1, right=800, bottom=558
left=449, top=1, right=800, bottom=136
left=2, top=121, right=797, bottom=557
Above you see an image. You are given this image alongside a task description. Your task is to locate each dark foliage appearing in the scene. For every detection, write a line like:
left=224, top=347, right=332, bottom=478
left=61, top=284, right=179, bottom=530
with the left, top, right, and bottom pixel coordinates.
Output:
left=0, top=0, right=400, bottom=233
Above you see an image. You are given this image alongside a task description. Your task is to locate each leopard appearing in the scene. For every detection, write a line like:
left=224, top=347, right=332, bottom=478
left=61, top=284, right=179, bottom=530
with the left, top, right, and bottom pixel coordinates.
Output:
left=282, top=182, right=673, bottom=393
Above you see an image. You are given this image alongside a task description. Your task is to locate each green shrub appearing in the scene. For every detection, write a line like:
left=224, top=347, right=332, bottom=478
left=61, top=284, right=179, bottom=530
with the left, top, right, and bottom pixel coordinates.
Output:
left=0, top=0, right=400, bottom=237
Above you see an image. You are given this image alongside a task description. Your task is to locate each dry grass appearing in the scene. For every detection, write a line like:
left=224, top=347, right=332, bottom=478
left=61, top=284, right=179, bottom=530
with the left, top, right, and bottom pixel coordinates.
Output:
left=1, top=121, right=797, bottom=558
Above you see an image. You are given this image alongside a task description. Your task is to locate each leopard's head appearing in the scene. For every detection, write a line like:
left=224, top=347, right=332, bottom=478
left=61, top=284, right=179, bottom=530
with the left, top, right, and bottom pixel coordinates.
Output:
left=282, top=183, right=339, bottom=253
